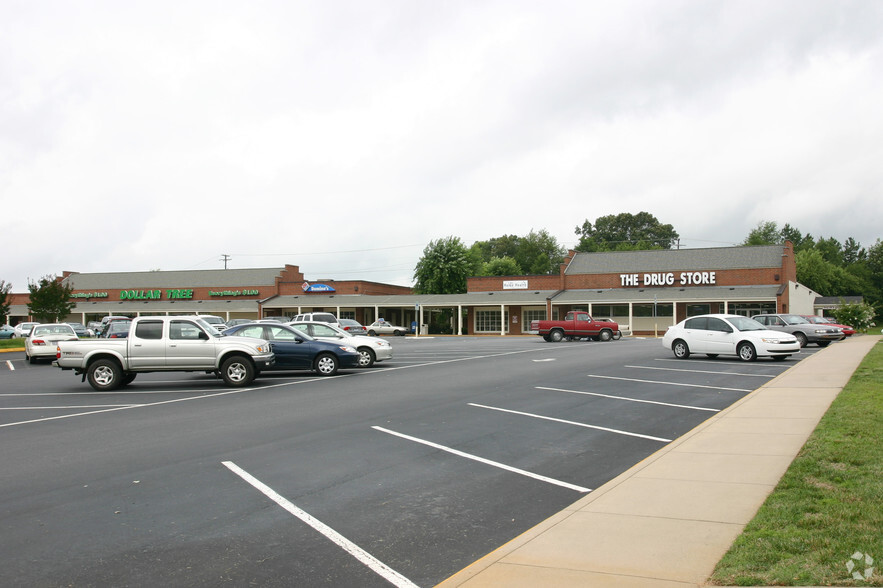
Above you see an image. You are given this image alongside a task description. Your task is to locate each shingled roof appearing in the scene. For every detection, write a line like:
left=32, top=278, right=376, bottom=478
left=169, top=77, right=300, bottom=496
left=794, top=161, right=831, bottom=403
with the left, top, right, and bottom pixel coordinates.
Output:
left=565, top=245, right=787, bottom=274
left=61, top=268, right=285, bottom=289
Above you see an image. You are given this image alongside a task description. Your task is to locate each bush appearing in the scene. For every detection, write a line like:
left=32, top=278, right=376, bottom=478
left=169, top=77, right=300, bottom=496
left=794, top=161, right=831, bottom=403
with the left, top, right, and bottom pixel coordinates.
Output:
left=831, top=300, right=877, bottom=332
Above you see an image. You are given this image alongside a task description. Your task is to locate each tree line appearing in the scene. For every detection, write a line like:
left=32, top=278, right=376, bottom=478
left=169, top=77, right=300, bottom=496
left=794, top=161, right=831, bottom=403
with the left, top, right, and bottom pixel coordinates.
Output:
left=412, top=213, right=882, bottom=324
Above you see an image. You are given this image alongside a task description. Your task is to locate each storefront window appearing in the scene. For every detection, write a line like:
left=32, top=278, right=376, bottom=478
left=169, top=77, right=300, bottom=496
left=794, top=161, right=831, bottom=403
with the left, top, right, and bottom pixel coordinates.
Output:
left=522, top=309, right=546, bottom=332
left=475, top=309, right=509, bottom=333
left=728, top=302, right=775, bottom=317
left=591, top=304, right=629, bottom=319
left=633, top=304, right=673, bottom=317
left=687, top=304, right=710, bottom=317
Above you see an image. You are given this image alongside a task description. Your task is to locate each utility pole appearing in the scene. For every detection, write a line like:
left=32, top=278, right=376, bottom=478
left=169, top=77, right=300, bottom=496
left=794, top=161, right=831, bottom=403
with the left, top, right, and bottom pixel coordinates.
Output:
left=220, top=254, right=231, bottom=269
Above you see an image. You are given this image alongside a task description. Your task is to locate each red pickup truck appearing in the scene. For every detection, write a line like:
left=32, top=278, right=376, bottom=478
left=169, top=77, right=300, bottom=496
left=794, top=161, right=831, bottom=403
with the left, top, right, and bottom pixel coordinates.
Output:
left=530, top=311, right=621, bottom=342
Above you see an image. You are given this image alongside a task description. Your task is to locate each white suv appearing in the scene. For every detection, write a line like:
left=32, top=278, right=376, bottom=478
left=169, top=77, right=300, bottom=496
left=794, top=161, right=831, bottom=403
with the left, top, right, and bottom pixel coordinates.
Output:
left=291, top=312, right=339, bottom=326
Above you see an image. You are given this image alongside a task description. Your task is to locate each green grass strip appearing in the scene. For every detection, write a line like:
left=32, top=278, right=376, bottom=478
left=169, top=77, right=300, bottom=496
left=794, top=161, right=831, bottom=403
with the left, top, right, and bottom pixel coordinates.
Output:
left=710, top=340, right=883, bottom=586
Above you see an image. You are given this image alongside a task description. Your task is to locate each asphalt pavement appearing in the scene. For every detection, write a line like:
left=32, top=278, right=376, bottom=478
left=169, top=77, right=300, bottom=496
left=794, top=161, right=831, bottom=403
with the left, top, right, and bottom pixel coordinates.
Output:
left=436, top=334, right=881, bottom=588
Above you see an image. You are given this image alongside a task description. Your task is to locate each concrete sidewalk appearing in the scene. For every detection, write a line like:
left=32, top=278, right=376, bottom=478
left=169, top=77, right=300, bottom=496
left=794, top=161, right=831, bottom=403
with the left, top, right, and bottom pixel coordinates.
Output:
left=437, top=335, right=881, bottom=588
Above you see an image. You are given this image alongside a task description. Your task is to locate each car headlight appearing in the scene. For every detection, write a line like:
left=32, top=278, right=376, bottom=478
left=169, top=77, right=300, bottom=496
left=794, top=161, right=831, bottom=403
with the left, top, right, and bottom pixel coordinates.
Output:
left=761, top=337, right=793, bottom=344
left=255, top=344, right=271, bottom=354
left=340, top=346, right=357, bottom=353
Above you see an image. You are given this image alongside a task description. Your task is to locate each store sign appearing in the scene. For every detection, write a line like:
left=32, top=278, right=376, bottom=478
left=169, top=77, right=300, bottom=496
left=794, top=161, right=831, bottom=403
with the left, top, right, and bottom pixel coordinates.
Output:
left=119, top=288, right=194, bottom=300
left=503, top=280, right=528, bottom=290
left=302, top=282, right=336, bottom=293
left=208, top=289, right=260, bottom=297
left=70, top=292, right=108, bottom=299
left=619, top=271, right=717, bottom=287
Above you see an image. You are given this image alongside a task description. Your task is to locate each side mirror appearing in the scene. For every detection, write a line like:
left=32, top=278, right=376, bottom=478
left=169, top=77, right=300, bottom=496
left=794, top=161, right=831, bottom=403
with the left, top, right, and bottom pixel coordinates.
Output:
left=199, top=331, right=209, bottom=340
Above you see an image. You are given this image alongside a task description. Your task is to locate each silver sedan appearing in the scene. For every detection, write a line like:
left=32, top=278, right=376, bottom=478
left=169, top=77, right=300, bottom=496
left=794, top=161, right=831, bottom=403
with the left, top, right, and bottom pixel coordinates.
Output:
left=366, top=320, right=408, bottom=337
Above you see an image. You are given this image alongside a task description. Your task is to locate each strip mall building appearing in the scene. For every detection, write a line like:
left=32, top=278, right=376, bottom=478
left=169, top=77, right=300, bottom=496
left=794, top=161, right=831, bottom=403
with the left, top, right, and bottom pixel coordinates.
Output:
left=7, top=243, right=824, bottom=335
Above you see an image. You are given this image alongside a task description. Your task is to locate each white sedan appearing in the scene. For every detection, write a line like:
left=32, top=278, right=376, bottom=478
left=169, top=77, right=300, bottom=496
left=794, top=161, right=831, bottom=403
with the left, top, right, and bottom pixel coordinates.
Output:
left=13, top=322, right=39, bottom=338
left=366, top=320, right=408, bottom=337
left=288, top=321, right=393, bottom=367
left=25, top=323, right=79, bottom=363
left=662, top=314, right=800, bottom=362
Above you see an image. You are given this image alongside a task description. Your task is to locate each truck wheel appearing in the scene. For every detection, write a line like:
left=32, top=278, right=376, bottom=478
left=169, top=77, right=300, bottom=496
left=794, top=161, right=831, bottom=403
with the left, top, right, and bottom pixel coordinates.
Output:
left=357, top=347, right=375, bottom=368
left=314, top=353, right=339, bottom=376
left=220, top=355, right=255, bottom=387
left=599, top=329, right=613, bottom=342
left=550, top=330, right=564, bottom=343
left=88, top=359, right=123, bottom=391
left=121, top=373, right=137, bottom=387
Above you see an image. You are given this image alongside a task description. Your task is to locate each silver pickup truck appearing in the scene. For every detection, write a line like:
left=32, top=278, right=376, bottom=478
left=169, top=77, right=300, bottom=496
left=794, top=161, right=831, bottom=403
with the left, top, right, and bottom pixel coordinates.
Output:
left=54, top=316, right=274, bottom=391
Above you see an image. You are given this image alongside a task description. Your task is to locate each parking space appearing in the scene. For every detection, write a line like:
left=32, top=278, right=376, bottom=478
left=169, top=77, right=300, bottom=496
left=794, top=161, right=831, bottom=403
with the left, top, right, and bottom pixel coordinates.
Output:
left=0, top=337, right=819, bottom=586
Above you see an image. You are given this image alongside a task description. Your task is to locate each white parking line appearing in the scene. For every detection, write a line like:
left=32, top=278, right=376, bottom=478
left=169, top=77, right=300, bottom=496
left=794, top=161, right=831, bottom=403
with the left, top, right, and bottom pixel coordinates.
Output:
left=0, top=379, right=311, bottom=429
left=469, top=403, right=671, bottom=443
left=372, top=426, right=591, bottom=493
left=5, top=360, right=13, bottom=371
left=222, top=461, right=418, bottom=588
left=625, top=365, right=776, bottom=378
left=536, top=386, right=720, bottom=412
left=0, top=405, right=135, bottom=410
left=587, top=374, right=752, bottom=392
left=653, top=357, right=796, bottom=368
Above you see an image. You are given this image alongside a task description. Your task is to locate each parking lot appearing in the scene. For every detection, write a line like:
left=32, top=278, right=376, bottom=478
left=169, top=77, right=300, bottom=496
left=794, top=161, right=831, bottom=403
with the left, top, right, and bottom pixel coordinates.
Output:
left=0, top=336, right=819, bottom=587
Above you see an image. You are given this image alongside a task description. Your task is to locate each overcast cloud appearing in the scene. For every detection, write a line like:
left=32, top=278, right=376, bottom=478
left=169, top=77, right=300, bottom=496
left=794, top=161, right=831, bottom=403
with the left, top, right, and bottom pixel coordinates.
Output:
left=2, top=0, right=881, bottom=291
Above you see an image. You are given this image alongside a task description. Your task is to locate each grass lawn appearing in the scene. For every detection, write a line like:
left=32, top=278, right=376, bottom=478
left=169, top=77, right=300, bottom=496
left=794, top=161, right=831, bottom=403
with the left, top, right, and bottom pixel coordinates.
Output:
left=710, top=339, right=883, bottom=586
left=0, top=338, right=25, bottom=351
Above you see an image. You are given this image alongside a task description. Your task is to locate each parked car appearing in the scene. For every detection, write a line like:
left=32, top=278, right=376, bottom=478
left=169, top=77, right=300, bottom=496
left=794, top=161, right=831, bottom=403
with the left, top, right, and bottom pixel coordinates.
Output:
left=752, top=313, right=845, bottom=347
left=86, top=321, right=103, bottom=334
left=367, top=319, right=407, bottom=336
left=801, top=315, right=855, bottom=337
left=26, top=323, right=79, bottom=363
left=338, top=319, right=368, bottom=336
left=0, top=325, right=16, bottom=339
left=13, top=322, right=39, bottom=338
left=223, top=323, right=360, bottom=376
left=258, top=316, right=287, bottom=323
left=225, top=318, right=254, bottom=328
left=65, top=322, right=94, bottom=338
left=194, top=314, right=227, bottom=332
left=291, top=312, right=339, bottom=326
left=663, top=314, right=800, bottom=362
left=289, top=321, right=392, bottom=367
left=95, top=316, right=132, bottom=337
left=103, top=320, right=132, bottom=338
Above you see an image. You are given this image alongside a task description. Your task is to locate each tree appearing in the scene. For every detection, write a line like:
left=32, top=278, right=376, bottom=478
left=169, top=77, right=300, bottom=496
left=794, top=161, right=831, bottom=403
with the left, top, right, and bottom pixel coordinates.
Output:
left=0, top=280, right=11, bottom=323
left=516, top=229, right=566, bottom=274
left=413, top=237, right=476, bottom=294
left=575, top=212, right=679, bottom=252
left=470, top=229, right=566, bottom=276
left=482, top=256, right=522, bottom=276
left=27, top=275, right=75, bottom=322
left=795, top=249, right=864, bottom=297
left=743, top=221, right=782, bottom=246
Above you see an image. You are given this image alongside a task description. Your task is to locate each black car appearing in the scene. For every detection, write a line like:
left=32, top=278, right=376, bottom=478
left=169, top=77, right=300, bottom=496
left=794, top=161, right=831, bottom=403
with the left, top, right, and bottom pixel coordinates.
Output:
left=223, top=323, right=361, bottom=376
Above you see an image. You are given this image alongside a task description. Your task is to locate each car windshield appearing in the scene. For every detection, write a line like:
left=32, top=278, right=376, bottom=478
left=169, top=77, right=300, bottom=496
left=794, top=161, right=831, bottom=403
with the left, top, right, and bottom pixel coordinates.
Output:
left=728, top=316, right=766, bottom=332
left=782, top=315, right=810, bottom=325
left=192, top=318, right=220, bottom=335
left=33, top=325, right=75, bottom=336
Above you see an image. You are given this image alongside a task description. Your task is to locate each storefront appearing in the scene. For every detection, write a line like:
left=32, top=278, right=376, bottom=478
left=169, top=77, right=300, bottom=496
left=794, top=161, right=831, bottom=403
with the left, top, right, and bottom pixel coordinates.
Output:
left=5, top=243, right=824, bottom=336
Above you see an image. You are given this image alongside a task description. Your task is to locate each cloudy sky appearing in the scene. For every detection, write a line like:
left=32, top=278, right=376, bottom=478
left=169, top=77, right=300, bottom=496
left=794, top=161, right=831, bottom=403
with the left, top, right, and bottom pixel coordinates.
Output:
left=2, top=0, right=881, bottom=291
